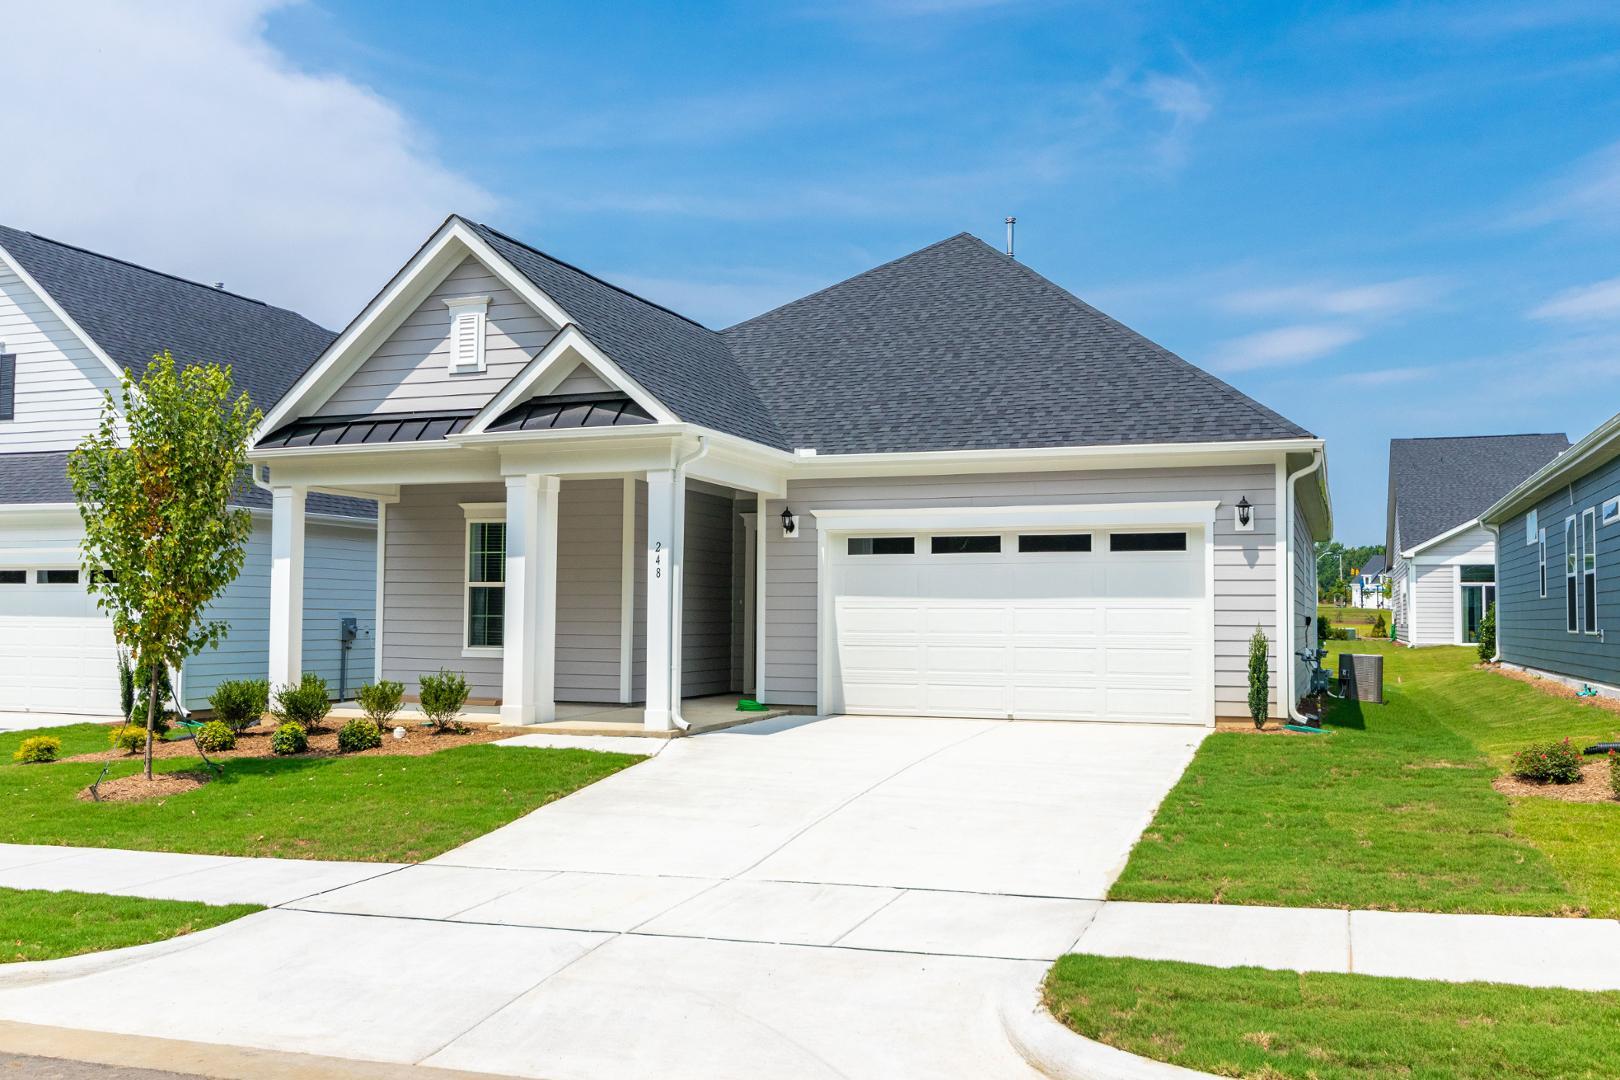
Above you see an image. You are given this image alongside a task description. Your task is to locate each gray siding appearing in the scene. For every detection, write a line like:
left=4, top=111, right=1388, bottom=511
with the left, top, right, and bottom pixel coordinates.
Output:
left=183, top=518, right=377, bottom=711
left=1498, top=455, right=1620, bottom=684
left=682, top=488, right=736, bottom=697
left=761, top=464, right=1281, bottom=717
left=556, top=479, right=624, bottom=702
left=0, top=261, right=123, bottom=453
left=317, top=256, right=558, bottom=416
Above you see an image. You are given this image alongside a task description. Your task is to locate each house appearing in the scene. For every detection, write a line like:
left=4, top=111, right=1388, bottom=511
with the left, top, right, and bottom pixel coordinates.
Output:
left=1386, top=434, right=1568, bottom=647
left=251, top=217, right=1331, bottom=731
left=1351, top=553, right=1388, bottom=609
left=0, top=226, right=377, bottom=717
left=1481, top=412, right=1620, bottom=692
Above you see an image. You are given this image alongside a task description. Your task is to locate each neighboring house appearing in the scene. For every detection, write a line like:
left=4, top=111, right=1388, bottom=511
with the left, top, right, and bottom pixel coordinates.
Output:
left=0, top=226, right=377, bottom=716
left=251, top=217, right=1331, bottom=731
left=1351, top=553, right=1388, bottom=609
left=1386, top=434, right=1568, bottom=647
left=1482, top=412, right=1620, bottom=691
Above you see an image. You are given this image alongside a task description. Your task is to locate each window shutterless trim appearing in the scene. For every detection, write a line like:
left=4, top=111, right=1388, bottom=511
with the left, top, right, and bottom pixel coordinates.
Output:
left=464, top=517, right=506, bottom=651
left=1539, top=528, right=1547, bottom=599
left=1583, top=507, right=1598, bottom=635
left=1566, top=516, right=1579, bottom=634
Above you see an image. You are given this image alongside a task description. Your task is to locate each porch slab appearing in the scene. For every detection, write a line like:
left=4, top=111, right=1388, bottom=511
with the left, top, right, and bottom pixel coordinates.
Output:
left=326, top=694, right=795, bottom=739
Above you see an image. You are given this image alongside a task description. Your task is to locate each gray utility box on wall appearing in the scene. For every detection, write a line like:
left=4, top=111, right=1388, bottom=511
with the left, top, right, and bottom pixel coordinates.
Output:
left=1338, top=653, right=1384, bottom=704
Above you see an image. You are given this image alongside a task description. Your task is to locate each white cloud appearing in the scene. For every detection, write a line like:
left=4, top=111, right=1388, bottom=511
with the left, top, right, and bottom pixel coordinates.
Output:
left=1516, top=140, right=1620, bottom=231
left=0, top=0, right=494, bottom=328
left=1529, top=275, right=1620, bottom=321
left=1212, top=324, right=1362, bottom=372
left=1134, top=71, right=1215, bottom=170
left=1220, top=277, right=1448, bottom=318
left=1336, top=366, right=1433, bottom=387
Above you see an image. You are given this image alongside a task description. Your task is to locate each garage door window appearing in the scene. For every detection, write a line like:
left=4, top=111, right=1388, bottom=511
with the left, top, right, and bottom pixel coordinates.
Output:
left=847, top=537, right=915, bottom=556
left=0, top=571, right=23, bottom=585
left=1018, top=533, right=1091, bottom=553
left=1110, top=532, right=1187, bottom=552
left=36, top=570, right=79, bottom=584
left=931, top=535, right=1001, bottom=554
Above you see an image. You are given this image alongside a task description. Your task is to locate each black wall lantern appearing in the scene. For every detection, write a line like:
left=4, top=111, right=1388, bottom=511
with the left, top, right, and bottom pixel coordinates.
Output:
left=1235, top=495, right=1254, bottom=532
left=781, top=506, right=799, bottom=537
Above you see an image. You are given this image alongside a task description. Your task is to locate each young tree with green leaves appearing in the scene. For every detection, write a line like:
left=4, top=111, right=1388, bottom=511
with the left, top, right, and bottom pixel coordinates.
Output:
left=68, top=351, right=260, bottom=780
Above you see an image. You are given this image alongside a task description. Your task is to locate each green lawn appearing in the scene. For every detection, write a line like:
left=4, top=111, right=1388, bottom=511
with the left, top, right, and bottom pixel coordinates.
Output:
left=0, top=739, right=642, bottom=862
left=1045, top=954, right=1620, bottom=1080
left=1, top=722, right=122, bottom=762
left=1112, top=641, right=1620, bottom=916
left=0, top=886, right=260, bottom=964
left=1319, top=603, right=1387, bottom=629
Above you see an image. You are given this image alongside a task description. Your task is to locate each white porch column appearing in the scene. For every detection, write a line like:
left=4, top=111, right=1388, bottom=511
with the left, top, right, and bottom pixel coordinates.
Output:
left=644, top=468, right=681, bottom=731
left=268, top=485, right=306, bottom=688
left=755, top=491, right=768, bottom=705
left=501, top=474, right=560, bottom=726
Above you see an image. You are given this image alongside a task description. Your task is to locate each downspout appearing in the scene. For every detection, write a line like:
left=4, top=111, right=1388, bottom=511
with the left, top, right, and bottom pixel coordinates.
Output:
left=667, top=435, right=711, bottom=732
left=1284, top=448, right=1324, bottom=724
left=1483, top=520, right=1502, bottom=661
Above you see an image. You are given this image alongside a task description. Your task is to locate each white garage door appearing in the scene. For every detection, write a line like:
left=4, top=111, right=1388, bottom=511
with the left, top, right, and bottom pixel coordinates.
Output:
left=0, top=569, right=122, bottom=715
left=829, top=527, right=1208, bottom=725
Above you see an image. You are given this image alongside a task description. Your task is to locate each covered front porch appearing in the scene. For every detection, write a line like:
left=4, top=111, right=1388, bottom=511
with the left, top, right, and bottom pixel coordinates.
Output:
left=328, top=692, right=791, bottom=738
left=259, top=430, right=788, bottom=733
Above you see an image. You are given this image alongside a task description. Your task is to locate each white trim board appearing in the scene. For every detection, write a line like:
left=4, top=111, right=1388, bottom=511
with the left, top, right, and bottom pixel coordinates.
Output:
left=808, top=501, right=1222, bottom=535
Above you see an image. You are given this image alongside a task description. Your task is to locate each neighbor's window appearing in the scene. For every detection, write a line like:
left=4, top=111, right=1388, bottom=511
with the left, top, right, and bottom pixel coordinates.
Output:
left=1539, top=529, right=1547, bottom=599
left=1566, top=517, right=1579, bottom=633
left=1526, top=507, right=1538, bottom=546
left=1605, top=499, right=1620, bottom=526
left=930, top=535, right=1001, bottom=554
left=0, top=570, right=24, bottom=585
left=1110, top=531, right=1187, bottom=552
left=1460, top=564, right=1494, bottom=583
left=466, top=520, right=506, bottom=649
left=847, top=536, right=915, bottom=556
left=36, top=569, right=78, bottom=585
left=1584, top=508, right=1598, bottom=635
left=1018, top=533, right=1092, bottom=553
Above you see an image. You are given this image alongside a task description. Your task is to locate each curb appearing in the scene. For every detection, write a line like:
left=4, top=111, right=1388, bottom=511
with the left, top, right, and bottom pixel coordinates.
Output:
left=0, top=909, right=273, bottom=990
left=999, top=980, right=1218, bottom=1080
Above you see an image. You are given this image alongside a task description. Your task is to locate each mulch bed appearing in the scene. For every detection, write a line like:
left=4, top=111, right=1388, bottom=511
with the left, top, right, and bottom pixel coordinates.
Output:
left=61, top=718, right=512, bottom=765
left=1487, top=663, right=1620, bottom=717
left=1494, top=760, right=1620, bottom=804
left=78, top=770, right=213, bottom=803
left=1214, top=719, right=1288, bottom=735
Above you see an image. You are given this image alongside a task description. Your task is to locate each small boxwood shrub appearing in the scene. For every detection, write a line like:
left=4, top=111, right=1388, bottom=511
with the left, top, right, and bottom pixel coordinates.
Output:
left=193, top=720, right=237, bottom=753
left=337, top=717, right=383, bottom=753
left=109, top=725, right=148, bottom=755
left=12, top=735, right=61, bottom=764
left=418, top=669, right=470, bottom=733
left=1510, top=738, right=1583, bottom=784
left=269, top=721, right=308, bottom=756
left=210, top=678, right=269, bottom=733
left=271, top=673, right=331, bottom=730
left=357, top=680, right=404, bottom=727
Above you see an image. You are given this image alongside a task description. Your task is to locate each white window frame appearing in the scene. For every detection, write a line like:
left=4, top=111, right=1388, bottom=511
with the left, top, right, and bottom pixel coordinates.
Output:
left=461, top=502, right=505, bottom=656
left=1527, top=507, right=1538, bottom=546
left=1604, top=499, right=1620, bottom=526
left=444, top=295, right=491, bottom=375
left=1538, top=528, right=1547, bottom=599
left=1583, top=507, right=1598, bottom=635
left=1566, top=516, right=1579, bottom=634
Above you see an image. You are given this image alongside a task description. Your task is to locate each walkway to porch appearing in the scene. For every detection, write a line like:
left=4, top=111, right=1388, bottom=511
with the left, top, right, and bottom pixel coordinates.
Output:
left=327, top=693, right=799, bottom=739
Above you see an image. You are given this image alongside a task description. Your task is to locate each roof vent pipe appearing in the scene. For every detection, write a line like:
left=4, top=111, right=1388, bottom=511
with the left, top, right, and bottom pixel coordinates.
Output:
left=1004, top=216, right=1016, bottom=258
left=213, top=282, right=225, bottom=290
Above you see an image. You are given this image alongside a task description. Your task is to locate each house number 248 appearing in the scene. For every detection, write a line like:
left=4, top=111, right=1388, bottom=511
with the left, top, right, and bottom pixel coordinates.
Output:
left=653, top=541, right=662, bottom=578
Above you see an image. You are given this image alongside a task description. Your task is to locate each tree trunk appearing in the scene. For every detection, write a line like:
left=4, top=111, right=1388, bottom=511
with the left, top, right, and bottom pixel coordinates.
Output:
left=144, top=662, right=159, bottom=781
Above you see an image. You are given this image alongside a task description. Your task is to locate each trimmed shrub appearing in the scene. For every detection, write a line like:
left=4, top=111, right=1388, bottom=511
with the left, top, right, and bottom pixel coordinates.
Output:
left=418, top=669, right=470, bottom=733
left=193, top=720, right=236, bottom=753
left=1247, top=626, right=1269, bottom=729
left=1510, top=738, right=1583, bottom=784
left=1477, top=602, right=1497, bottom=663
left=109, top=725, right=147, bottom=755
left=337, top=717, right=383, bottom=753
left=210, top=679, right=269, bottom=733
left=271, top=673, right=331, bottom=730
left=269, top=721, right=308, bottom=756
left=357, top=680, right=404, bottom=727
left=1371, top=612, right=1388, bottom=638
left=13, top=735, right=61, bottom=764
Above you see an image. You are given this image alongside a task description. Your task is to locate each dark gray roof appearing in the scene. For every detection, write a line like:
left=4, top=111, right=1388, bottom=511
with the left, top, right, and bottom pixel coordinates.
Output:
left=1389, top=434, right=1570, bottom=551
left=260, top=410, right=474, bottom=449
left=721, top=232, right=1312, bottom=453
left=462, top=220, right=790, bottom=450
left=0, top=226, right=337, bottom=416
left=1359, top=553, right=1387, bottom=578
left=0, top=450, right=374, bottom=519
left=488, top=392, right=654, bottom=434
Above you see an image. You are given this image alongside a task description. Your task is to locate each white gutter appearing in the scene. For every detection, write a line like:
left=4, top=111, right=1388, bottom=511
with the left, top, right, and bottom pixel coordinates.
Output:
left=1483, top=520, right=1502, bottom=661
left=666, top=435, right=711, bottom=732
left=1284, top=448, right=1324, bottom=724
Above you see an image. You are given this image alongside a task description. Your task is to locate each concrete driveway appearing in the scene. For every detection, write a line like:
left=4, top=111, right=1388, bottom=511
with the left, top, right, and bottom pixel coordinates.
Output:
left=0, top=715, right=1204, bottom=1079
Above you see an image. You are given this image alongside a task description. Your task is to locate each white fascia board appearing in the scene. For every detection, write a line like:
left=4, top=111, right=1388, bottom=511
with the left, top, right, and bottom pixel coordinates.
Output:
left=0, top=502, right=79, bottom=518
left=243, top=506, right=376, bottom=530
left=810, top=500, right=1221, bottom=534
left=256, top=217, right=580, bottom=441
left=788, top=437, right=1325, bottom=479
left=0, top=243, right=127, bottom=388
left=1402, top=517, right=1484, bottom=559
left=458, top=325, right=678, bottom=437
left=1481, top=412, right=1620, bottom=524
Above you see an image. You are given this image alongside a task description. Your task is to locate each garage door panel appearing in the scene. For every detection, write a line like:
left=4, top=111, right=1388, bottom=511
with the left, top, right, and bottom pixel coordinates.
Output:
left=925, top=604, right=1010, bottom=634
left=0, top=613, right=122, bottom=715
left=1011, top=604, right=1100, bottom=635
left=1105, top=646, right=1196, bottom=677
left=1103, top=686, right=1196, bottom=723
left=1010, top=645, right=1098, bottom=676
left=1103, top=605, right=1198, bottom=638
left=837, top=601, right=924, bottom=636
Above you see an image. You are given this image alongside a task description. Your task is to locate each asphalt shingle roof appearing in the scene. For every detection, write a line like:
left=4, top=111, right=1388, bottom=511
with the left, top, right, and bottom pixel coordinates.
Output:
left=1389, top=434, right=1570, bottom=551
left=1359, top=553, right=1387, bottom=578
left=722, top=232, right=1312, bottom=453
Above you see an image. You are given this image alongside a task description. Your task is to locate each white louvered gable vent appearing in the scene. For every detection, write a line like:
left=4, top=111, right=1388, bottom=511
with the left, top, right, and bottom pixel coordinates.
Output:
left=443, top=295, right=490, bottom=374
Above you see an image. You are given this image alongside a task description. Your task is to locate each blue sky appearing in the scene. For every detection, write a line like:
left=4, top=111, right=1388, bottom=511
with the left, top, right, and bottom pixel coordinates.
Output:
left=12, top=2, right=1620, bottom=541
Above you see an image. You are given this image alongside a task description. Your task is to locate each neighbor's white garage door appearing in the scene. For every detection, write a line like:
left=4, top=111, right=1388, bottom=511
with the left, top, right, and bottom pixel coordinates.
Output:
left=0, top=569, right=122, bottom=715
left=830, top=527, right=1208, bottom=725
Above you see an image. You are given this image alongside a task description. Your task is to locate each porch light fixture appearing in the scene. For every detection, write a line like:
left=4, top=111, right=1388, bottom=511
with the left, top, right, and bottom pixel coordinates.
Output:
left=1235, top=495, right=1254, bottom=532
left=781, top=507, right=799, bottom=538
